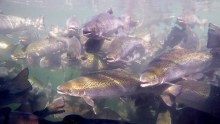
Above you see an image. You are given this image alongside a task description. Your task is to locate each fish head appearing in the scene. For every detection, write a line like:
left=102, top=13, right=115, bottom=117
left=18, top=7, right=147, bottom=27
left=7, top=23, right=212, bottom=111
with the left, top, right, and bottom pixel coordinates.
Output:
left=66, top=16, right=80, bottom=30
left=106, top=47, right=121, bottom=63
left=106, top=53, right=119, bottom=63
left=57, top=82, right=83, bottom=97
left=39, top=57, right=50, bottom=68
left=82, top=22, right=97, bottom=38
left=140, top=71, right=160, bottom=87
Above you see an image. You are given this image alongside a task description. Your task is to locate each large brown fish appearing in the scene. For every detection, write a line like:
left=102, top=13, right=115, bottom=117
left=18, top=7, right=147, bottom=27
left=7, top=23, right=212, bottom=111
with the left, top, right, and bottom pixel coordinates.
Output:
left=57, top=69, right=141, bottom=107
left=140, top=48, right=212, bottom=87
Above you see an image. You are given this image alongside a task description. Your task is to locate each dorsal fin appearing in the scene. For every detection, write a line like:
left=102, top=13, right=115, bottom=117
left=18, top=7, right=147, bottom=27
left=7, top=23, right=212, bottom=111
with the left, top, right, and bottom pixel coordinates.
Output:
left=173, top=43, right=184, bottom=49
left=12, top=68, right=29, bottom=82
left=10, top=68, right=31, bottom=94
left=106, top=8, right=113, bottom=15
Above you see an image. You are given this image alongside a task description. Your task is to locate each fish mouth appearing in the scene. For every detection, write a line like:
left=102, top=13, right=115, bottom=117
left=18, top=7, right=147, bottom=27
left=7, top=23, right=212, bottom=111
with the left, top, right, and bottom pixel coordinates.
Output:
left=106, top=57, right=118, bottom=63
left=57, top=86, right=66, bottom=95
left=140, top=74, right=147, bottom=82
left=140, top=74, right=160, bottom=87
left=83, top=30, right=92, bottom=36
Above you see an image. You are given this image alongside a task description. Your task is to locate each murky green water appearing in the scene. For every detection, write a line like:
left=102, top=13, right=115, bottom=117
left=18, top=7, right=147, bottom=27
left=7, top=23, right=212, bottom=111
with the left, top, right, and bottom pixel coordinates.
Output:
left=1, top=0, right=220, bottom=124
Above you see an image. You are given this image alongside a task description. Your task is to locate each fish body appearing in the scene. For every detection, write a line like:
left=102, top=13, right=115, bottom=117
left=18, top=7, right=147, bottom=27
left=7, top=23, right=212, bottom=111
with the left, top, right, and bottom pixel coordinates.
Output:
left=106, top=36, right=147, bottom=64
left=57, top=69, right=140, bottom=106
left=83, top=9, right=124, bottom=39
left=144, top=80, right=220, bottom=118
left=0, top=14, right=44, bottom=34
left=140, top=48, right=212, bottom=87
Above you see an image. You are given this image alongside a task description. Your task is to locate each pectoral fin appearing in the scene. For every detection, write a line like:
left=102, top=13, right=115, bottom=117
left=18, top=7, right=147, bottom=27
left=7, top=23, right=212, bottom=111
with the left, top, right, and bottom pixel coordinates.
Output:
left=164, top=85, right=182, bottom=96
left=83, top=96, right=94, bottom=107
left=160, top=94, right=174, bottom=107
left=120, top=96, right=129, bottom=103
left=161, top=85, right=182, bottom=107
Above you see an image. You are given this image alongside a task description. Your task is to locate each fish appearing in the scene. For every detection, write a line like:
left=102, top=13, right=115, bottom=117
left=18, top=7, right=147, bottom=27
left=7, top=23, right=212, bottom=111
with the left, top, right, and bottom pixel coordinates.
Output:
left=65, top=36, right=82, bottom=60
left=143, top=80, right=220, bottom=118
left=28, top=76, right=56, bottom=111
left=207, top=23, right=220, bottom=48
left=23, top=36, right=79, bottom=66
left=25, top=38, right=65, bottom=65
left=84, top=38, right=105, bottom=53
left=0, top=36, right=18, bottom=60
left=0, top=68, right=32, bottom=106
left=164, top=20, right=200, bottom=50
left=66, top=16, right=81, bottom=31
left=177, top=11, right=207, bottom=29
left=0, top=60, right=23, bottom=79
left=82, top=8, right=125, bottom=39
left=33, top=96, right=65, bottom=118
left=140, top=48, right=212, bottom=87
left=156, top=111, right=171, bottom=124
left=57, top=69, right=141, bottom=107
left=106, top=36, right=148, bottom=64
left=62, top=114, right=135, bottom=124
left=48, top=25, right=80, bottom=40
left=48, top=26, right=67, bottom=39
left=0, top=97, right=65, bottom=124
left=39, top=53, right=70, bottom=69
left=77, top=52, right=111, bottom=74
left=83, top=107, right=123, bottom=120
left=65, top=16, right=81, bottom=38
left=19, top=30, right=39, bottom=51
left=0, top=14, right=44, bottom=34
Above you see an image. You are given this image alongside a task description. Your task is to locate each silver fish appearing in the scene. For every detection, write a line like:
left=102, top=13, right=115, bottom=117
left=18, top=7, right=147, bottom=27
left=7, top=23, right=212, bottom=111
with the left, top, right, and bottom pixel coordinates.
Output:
left=0, top=14, right=44, bottom=34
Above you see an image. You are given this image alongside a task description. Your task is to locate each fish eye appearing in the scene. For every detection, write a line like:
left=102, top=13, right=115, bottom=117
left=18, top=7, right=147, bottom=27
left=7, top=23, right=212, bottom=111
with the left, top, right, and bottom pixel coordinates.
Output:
left=67, top=89, right=72, bottom=93
left=81, top=56, right=87, bottom=60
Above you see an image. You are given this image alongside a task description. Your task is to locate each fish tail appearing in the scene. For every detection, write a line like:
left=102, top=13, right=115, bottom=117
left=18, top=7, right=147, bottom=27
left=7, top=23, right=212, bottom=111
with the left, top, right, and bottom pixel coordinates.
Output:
left=11, top=68, right=32, bottom=93
left=34, top=16, right=44, bottom=30
left=207, top=23, right=220, bottom=48
left=34, top=97, right=65, bottom=118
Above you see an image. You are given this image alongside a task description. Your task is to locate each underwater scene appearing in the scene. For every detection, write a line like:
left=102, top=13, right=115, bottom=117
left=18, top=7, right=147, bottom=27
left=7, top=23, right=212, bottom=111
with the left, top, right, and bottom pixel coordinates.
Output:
left=1, top=0, right=220, bottom=124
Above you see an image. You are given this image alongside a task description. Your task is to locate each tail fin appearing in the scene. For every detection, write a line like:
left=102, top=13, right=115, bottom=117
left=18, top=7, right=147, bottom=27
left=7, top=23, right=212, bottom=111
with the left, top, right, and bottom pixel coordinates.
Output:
left=33, top=96, right=65, bottom=118
left=34, top=16, right=44, bottom=30
left=10, top=68, right=32, bottom=94
left=207, top=23, right=220, bottom=48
